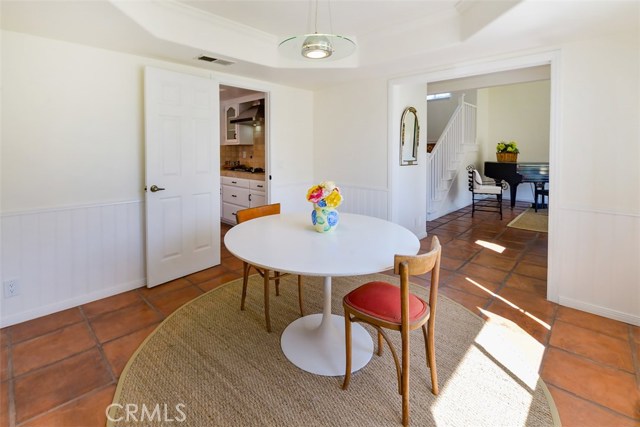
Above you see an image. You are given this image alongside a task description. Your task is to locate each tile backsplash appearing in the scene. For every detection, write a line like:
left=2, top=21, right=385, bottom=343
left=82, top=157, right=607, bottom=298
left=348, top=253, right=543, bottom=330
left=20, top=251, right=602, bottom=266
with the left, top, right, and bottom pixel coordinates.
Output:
left=220, top=126, right=265, bottom=169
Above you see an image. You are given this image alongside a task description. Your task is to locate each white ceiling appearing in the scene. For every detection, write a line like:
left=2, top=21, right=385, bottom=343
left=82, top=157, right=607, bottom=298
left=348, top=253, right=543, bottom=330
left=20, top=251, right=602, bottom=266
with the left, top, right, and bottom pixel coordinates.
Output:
left=1, top=0, right=637, bottom=90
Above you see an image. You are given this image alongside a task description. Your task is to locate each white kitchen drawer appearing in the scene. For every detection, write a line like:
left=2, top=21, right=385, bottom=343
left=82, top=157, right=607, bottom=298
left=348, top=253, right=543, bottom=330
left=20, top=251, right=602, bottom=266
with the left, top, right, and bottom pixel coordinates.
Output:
left=249, top=193, right=265, bottom=208
left=221, top=176, right=250, bottom=188
left=222, top=202, right=242, bottom=224
left=222, top=185, right=250, bottom=206
left=250, top=180, right=266, bottom=192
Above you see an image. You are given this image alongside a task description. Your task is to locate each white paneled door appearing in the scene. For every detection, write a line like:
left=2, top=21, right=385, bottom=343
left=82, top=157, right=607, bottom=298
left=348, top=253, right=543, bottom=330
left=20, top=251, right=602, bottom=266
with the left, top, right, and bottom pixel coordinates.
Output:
left=144, top=67, right=220, bottom=287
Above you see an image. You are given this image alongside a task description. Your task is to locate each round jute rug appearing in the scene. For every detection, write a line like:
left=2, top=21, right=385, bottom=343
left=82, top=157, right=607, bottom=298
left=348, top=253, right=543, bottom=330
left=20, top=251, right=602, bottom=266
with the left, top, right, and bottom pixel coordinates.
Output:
left=109, top=274, right=560, bottom=427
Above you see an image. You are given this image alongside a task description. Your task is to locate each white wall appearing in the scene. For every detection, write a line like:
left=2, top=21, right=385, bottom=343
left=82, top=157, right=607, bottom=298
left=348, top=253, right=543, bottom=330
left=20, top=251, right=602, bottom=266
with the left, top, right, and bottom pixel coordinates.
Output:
left=480, top=80, right=551, bottom=164
left=552, top=29, right=639, bottom=324
left=478, top=80, right=551, bottom=202
left=426, top=90, right=478, bottom=142
left=0, top=30, right=314, bottom=326
left=313, top=78, right=391, bottom=219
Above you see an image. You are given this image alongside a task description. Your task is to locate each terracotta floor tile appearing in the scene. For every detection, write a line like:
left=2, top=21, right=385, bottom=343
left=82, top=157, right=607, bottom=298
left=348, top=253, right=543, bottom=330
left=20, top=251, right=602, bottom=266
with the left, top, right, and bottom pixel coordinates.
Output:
left=184, top=265, right=229, bottom=285
left=0, top=347, right=8, bottom=382
left=550, top=320, right=634, bottom=372
left=9, top=309, right=83, bottom=344
left=89, top=301, right=162, bottom=343
left=224, top=256, right=245, bottom=271
left=513, top=261, right=548, bottom=280
left=148, top=286, right=204, bottom=316
left=556, top=306, right=630, bottom=340
left=439, top=255, right=467, bottom=271
left=425, top=231, right=457, bottom=245
left=439, top=286, right=490, bottom=317
left=137, top=277, right=191, bottom=299
left=0, top=329, right=10, bottom=347
left=459, top=262, right=509, bottom=285
left=496, top=286, right=557, bottom=322
left=493, top=239, right=528, bottom=252
left=484, top=298, right=551, bottom=344
left=443, top=239, right=480, bottom=261
left=547, top=385, right=639, bottom=427
left=12, top=322, right=97, bottom=377
left=503, top=273, right=547, bottom=298
left=541, top=348, right=639, bottom=419
left=434, top=222, right=472, bottom=234
left=456, top=229, right=501, bottom=242
left=499, top=227, right=539, bottom=243
left=103, top=324, right=159, bottom=378
left=442, top=272, right=500, bottom=299
left=519, top=252, right=548, bottom=267
left=197, top=271, right=242, bottom=292
left=632, top=326, right=640, bottom=344
left=20, top=384, right=116, bottom=427
left=82, top=290, right=143, bottom=318
left=470, top=251, right=517, bottom=272
left=13, top=349, right=112, bottom=424
left=0, top=381, right=9, bottom=427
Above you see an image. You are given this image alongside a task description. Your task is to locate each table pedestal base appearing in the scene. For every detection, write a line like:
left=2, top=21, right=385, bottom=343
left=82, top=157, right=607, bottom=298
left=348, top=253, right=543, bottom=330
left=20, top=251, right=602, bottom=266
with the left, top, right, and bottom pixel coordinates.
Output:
left=281, top=313, right=374, bottom=376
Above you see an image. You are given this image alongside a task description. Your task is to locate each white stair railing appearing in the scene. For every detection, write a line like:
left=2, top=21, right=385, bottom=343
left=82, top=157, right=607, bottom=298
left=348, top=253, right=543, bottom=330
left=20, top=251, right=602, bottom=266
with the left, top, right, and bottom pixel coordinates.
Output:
left=427, top=95, right=477, bottom=218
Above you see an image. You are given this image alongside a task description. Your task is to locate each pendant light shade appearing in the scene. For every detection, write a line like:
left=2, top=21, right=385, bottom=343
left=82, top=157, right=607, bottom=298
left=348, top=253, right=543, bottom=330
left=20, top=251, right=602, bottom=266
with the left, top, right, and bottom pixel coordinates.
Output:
left=279, top=0, right=356, bottom=61
left=301, top=34, right=333, bottom=59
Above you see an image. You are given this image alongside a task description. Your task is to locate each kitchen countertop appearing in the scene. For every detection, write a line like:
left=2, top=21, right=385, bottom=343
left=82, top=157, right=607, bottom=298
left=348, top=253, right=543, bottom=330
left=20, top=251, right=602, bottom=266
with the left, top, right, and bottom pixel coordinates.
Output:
left=221, top=170, right=266, bottom=180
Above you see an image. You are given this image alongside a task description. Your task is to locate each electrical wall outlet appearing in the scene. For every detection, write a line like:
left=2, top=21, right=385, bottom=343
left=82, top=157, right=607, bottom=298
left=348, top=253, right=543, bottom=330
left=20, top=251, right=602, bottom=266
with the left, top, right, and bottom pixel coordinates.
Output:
left=3, top=279, right=20, bottom=298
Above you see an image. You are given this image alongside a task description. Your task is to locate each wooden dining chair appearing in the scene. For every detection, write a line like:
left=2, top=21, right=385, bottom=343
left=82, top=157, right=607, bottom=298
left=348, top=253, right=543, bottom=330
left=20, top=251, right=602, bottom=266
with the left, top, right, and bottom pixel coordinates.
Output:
left=235, top=203, right=304, bottom=333
left=342, top=236, right=441, bottom=426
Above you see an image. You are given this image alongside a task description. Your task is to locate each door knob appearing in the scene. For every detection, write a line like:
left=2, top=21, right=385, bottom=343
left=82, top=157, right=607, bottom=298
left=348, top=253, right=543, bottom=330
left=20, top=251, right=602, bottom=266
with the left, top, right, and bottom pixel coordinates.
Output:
left=150, top=185, right=165, bottom=192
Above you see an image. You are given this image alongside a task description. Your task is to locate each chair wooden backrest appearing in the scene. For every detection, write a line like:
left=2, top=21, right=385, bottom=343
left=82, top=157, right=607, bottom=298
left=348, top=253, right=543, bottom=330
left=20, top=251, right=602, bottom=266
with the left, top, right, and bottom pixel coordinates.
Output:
left=236, top=203, right=280, bottom=224
left=394, top=237, right=441, bottom=331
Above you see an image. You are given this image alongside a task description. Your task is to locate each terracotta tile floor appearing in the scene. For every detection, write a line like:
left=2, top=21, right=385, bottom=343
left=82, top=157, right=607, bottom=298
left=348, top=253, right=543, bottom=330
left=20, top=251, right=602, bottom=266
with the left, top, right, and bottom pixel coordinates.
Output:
left=1, top=203, right=638, bottom=426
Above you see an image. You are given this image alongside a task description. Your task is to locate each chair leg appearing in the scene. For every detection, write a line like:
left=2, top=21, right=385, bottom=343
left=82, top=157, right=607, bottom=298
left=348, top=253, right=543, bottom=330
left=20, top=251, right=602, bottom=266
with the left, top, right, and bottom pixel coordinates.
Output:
left=263, top=270, right=271, bottom=333
left=401, top=327, right=410, bottom=426
left=498, top=193, right=503, bottom=220
left=274, top=271, right=280, bottom=296
left=423, top=323, right=438, bottom=395
left=377, top=331, right=384, bottom=356
left=240, top=261, right=251, bottom=311
left=342, top=311, right=352, bottom=390
left=471, top=194, right=475, bottom=217
left=297, top=275, right=304, bottom=317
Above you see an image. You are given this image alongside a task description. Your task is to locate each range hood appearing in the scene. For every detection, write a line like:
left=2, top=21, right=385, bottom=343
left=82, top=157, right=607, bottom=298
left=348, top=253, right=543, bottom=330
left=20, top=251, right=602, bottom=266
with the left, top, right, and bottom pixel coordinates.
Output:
left=230, top=101, right=264, bottom=126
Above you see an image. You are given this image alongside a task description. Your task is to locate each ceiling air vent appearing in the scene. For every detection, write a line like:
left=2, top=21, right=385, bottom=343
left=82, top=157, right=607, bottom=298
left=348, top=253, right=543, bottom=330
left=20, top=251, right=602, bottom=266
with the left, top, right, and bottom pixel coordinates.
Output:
left=197, top=55, right=234, bottom=66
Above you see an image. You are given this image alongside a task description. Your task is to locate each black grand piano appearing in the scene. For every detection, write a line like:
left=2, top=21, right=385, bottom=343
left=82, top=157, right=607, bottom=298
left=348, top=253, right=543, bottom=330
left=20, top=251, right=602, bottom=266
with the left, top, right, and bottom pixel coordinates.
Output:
left=484, top=161, right=549, bottom=209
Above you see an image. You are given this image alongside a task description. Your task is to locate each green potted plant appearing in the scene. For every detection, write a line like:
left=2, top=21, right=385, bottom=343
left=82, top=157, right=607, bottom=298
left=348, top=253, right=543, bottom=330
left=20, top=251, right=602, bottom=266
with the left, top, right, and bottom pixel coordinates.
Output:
left=496, top=140, right=519, bottom=162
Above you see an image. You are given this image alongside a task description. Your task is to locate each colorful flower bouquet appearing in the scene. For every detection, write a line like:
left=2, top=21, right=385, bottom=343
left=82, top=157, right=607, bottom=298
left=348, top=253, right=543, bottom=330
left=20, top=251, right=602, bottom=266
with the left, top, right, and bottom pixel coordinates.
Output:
left=306, top=181, right=343, bottom=233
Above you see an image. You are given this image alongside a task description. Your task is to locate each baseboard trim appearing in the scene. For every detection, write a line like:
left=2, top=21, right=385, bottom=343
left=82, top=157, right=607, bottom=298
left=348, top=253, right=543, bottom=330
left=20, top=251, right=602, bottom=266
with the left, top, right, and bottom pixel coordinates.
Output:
left=0, top=279, right=145, bottom=328
left=558, top=296, right=639, bottom=327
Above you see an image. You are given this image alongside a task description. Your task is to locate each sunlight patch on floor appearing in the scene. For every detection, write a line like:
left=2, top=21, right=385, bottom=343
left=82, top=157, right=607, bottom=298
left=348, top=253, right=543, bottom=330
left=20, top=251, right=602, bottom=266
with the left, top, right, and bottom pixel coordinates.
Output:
left=475, top=308, right=545, bottom=390
left=474, top=239, right=506, bottom=253
left=465, top=277, right=550, bottom=330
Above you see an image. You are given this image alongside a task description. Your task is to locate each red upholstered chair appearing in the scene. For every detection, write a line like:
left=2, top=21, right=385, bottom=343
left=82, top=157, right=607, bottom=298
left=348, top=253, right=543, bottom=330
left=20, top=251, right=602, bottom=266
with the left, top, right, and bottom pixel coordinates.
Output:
left=236, top=203, right=304, bottom=332
left=342, top=236, right=442, bottom=426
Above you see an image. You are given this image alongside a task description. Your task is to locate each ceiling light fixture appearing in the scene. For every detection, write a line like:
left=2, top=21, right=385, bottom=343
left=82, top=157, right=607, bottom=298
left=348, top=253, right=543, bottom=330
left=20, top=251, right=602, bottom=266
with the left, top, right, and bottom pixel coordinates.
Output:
left=279, top=0, right=356, bottom=61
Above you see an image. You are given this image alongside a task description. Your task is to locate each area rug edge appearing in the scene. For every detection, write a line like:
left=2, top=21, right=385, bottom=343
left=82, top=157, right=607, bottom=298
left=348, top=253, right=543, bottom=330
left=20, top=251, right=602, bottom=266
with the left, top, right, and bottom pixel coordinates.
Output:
left=106, top=276, right=248, bottom=426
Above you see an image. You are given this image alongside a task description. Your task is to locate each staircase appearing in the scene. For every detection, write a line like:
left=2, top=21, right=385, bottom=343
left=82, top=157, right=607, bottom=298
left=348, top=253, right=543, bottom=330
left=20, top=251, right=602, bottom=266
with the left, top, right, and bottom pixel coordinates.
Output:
left=426, top=95, right=478, bottom=220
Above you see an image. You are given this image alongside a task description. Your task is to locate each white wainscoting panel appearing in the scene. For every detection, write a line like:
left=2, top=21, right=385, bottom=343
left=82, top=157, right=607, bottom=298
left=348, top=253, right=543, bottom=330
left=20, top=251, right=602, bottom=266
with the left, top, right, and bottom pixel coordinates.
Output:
left=1, top=201, right=145, bottom=327
left=338, top=185, right=389, bottom=220
left=552, top=206, right=640, bottom=326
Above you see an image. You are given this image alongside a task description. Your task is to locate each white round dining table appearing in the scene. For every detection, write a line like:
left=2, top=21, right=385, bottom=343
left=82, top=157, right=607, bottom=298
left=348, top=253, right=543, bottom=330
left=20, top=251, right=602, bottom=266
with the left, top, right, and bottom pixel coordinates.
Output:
left=224, top=212, right=420, bottom=376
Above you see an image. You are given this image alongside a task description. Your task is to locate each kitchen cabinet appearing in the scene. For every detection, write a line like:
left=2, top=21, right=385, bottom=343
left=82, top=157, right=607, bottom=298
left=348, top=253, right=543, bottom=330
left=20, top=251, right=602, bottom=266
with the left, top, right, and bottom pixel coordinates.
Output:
left=249, top=179, right=266, bottom=207
left=221, top=103, right=239, bottom=145
left=221, top=176, right=266, bottom=224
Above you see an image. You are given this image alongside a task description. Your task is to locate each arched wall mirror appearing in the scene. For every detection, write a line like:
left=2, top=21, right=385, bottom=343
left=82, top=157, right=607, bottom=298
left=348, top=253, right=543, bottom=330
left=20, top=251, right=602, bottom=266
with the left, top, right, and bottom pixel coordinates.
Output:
left=400, top=106, right=419, bottom=166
